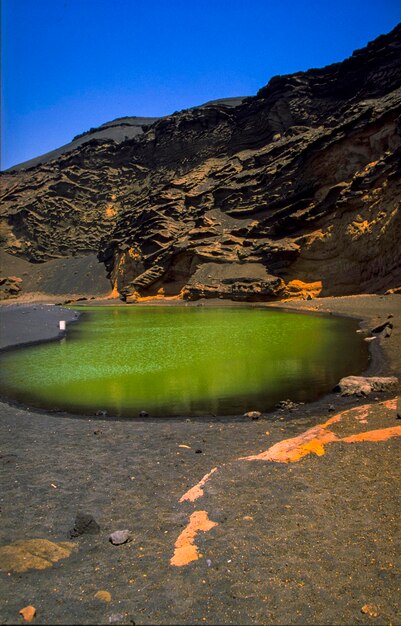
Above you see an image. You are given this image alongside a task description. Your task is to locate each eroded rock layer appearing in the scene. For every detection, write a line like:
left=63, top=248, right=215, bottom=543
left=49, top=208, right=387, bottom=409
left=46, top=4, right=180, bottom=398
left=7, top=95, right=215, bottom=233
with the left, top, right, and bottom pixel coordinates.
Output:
left=1, top=26, right=400, bottom=301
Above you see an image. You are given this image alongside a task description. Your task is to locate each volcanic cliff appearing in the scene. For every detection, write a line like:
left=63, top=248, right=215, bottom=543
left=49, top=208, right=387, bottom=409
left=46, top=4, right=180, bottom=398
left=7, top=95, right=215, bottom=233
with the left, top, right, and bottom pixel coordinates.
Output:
left=1, top=25, right=400, bottom=301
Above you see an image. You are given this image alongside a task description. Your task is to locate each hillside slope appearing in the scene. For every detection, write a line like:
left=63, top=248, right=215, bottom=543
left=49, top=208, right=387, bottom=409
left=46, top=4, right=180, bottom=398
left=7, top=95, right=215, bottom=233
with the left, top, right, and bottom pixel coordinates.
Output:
left=1, top=26, right=400, bottom=301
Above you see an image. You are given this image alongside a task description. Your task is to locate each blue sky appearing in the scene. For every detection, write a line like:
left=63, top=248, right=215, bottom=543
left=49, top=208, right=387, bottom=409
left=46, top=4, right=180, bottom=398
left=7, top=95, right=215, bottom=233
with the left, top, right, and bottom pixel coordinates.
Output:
left=1, top=0, right=400, bottom=169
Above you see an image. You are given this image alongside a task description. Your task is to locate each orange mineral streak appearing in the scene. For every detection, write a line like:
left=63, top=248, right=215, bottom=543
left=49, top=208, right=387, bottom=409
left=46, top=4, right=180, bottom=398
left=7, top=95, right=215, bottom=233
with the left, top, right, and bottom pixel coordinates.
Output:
left=135, top=293, right=182, bottom=303
left=179, top=468, right=218, bottom=502
left=351, top=406, right=370, bottom=424
left=242, top=427, right=339, bottom=462
left=241, top=402, right=400, bottom=463
left=170, top=511, right=218, bottom=567
left=383, top=399, right=397, bottom=410
left=360, top=160, right=379, bottom=174
left=107, top=253, right=127, bottom=299
left=341, top=426, right=401, bottom=443
left=283, top=279, right=323, bottom=301
left=107, top=285, right=120, bottom=299
left=105, top=205, right=117, bottom=219
left=127, top=247, right=141, bottom=261
left=241, top=409, right=347, bottom=462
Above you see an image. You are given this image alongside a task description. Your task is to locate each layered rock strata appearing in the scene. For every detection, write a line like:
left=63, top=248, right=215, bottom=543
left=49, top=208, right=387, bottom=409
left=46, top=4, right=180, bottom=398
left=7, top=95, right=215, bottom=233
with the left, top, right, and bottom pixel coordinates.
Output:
left=1, top=26, right=400, bottom=301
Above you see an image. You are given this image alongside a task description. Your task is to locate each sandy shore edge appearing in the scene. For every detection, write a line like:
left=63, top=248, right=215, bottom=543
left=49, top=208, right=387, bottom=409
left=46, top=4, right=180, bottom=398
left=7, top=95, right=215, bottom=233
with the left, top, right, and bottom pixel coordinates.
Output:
left=1, top=294, right=400, bottom=416
left=0, top=303, right=79, bottom=351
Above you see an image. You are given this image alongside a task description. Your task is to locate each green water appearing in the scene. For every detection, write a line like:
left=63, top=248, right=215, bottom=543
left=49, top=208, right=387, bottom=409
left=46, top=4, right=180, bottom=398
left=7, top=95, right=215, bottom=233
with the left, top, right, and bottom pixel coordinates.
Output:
left=0, top=306, right=368, bottom=417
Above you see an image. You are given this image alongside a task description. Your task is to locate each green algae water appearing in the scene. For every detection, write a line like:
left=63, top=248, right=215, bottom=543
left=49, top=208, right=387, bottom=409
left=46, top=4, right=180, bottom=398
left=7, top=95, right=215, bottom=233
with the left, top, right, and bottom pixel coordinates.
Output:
left=0, top=306, right=368, bottom=417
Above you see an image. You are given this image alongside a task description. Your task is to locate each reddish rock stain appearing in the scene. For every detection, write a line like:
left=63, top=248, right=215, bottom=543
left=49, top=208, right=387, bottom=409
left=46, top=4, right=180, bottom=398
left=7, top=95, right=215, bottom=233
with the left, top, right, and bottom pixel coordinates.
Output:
left=383, top=398, right=397, bottom=410
left=352, top=406, right=370, bottom=424
left=241, top=401, right=399, bottom=463
left=179, top=468, right=218, bottom=502
left=170, top=511, right=218, bottom=567
left=341, top=425, right=401, bottom=443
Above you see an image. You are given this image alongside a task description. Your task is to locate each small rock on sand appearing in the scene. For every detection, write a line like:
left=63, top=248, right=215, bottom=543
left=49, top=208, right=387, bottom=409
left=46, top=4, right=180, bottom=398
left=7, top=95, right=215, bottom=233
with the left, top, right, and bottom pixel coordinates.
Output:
left=109, top=530, right=132, bottom=545
left=19, top=606, right=36, bottom=622
left=94, top=590, right=112, bottom=602
left=361, top=603, right=379, bottom=617
left=243, top=411, right=262, bottom=419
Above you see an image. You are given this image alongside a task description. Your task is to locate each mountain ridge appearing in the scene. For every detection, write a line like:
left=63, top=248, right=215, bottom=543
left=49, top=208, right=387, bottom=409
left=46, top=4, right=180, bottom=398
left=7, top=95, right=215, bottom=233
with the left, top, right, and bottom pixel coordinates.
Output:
left=4, top=97, right=247, bottom=173
left=1, top=23, right=400, bottom=301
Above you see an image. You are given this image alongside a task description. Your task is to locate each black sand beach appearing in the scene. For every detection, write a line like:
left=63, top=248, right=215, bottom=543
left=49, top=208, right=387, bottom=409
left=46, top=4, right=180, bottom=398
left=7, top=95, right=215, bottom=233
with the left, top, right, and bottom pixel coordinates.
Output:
left=0, top=304, right=78, bottom=351
left=0, top=295, right=400, bottom=625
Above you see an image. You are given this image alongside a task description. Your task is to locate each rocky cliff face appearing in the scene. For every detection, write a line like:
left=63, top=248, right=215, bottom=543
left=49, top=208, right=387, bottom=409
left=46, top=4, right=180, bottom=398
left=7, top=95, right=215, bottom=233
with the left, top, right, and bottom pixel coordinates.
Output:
left=1, top=25, right=400, bottom=301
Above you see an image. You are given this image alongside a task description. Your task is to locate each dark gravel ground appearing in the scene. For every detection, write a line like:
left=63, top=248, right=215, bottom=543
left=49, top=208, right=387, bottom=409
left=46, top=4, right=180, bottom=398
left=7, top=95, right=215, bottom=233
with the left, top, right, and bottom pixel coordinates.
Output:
left=0, top=295, right=400, bottom=625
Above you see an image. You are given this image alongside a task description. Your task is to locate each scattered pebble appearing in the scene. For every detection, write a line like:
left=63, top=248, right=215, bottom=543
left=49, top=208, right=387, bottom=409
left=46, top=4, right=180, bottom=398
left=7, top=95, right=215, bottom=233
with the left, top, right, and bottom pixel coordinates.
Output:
left=243, top=411, right=261, bottom=419
left=139, top=410, right=149, bottom=417
left=95, top=590, right=112, bottom=603
left=275, top=399, right=300, bottom=411
left=109, top=530, right=132, bottom=545
left=361, top=604, right=379, bottom=618
left=195, top=449, right=203, bottom=454
left=19, top=606, right=36, bottom=622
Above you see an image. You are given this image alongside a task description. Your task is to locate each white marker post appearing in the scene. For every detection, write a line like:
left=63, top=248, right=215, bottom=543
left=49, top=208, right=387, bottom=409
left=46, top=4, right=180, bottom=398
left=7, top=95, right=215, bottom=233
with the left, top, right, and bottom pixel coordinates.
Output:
left=59, top=320, right=66, bottom=331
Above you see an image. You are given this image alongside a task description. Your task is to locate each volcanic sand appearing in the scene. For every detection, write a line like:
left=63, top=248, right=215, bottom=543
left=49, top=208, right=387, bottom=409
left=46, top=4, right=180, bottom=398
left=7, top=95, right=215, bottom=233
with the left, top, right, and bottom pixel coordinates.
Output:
left=0, top=295, right=400, bottom=625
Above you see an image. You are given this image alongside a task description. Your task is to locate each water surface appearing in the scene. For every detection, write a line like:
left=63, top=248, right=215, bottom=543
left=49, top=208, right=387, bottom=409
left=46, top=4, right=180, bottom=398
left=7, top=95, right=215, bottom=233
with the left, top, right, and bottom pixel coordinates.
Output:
left=0, top=306, right=368, bottom=417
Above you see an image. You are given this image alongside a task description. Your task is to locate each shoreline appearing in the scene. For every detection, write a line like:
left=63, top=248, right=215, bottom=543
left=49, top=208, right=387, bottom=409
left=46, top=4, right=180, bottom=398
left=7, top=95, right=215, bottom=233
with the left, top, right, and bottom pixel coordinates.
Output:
left=0, top=303, right=79, bottom=352
left=0, top=295, right=388, bottom=422
left=0, top=294, right=400, bottom=625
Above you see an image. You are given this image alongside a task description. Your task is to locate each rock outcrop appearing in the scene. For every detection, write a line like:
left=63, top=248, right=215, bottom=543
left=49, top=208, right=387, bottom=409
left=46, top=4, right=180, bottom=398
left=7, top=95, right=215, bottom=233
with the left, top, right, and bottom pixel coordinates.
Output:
left=334, top=376, right=399, bottom=396
left=1, top=26, right=400, bottom=301
left=0, top=276, right=22, bottom=300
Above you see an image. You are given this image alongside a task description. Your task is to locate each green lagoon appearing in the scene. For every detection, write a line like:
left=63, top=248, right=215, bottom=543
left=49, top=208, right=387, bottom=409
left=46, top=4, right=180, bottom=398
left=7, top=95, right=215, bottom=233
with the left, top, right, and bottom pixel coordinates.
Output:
left=0, top=306, right=369, bottom=417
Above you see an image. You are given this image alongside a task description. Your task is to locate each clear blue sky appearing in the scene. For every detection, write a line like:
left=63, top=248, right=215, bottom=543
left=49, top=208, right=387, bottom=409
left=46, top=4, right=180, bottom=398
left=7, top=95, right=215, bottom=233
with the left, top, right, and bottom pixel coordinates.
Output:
left=1, top=0, right=400, bottom=169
